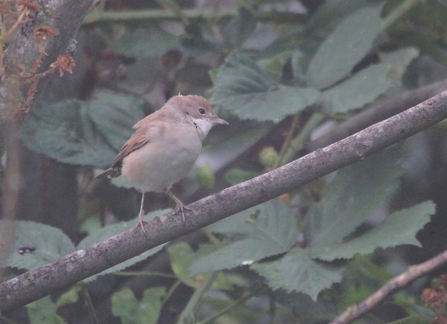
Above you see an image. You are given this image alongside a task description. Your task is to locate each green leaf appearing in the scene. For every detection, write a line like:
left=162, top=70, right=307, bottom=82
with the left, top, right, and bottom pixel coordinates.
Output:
left=20, top=90, right=145, bottom=167
left=111, top=27, right=180, bottom=58
left=304, top=147, right=403, bottom=250
left=77, top=210, right=169, bottom=282
left=224, top=168, right=258, bottom=186
left=1, top=221, right=75, bottom=270
left=311, top=202, right=435, bottom=260
left=167, top=242, right=237, bottom=290
left=257, top=51, right=292, bottom=81
left=27, top=296, right=67, bottom=324
left=319, top=64, right=392, bottom=113
left=306, top=4, right=383, bottom=89
left=251, top=249, right=344, bottom=301
left=190, top=199, right=298, bottom=275
left=196, top=164, right=215, bottom=190
left=55, top=285, right=81, bottom=308
left=379, top=48, right=419, bottom=83
left=111, top=287, right=166, bottom=324
left=223, top=7, right=256, bottom=48
left=210, top=52, right=320, bottom=121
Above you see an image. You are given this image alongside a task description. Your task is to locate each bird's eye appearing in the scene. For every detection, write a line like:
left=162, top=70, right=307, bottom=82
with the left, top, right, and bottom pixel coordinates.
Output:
left=198, top=108, right=206, bottom=115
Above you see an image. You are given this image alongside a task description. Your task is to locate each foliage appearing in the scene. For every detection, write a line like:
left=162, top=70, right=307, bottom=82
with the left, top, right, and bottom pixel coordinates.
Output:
left=4, top=0, right=447, bottom=323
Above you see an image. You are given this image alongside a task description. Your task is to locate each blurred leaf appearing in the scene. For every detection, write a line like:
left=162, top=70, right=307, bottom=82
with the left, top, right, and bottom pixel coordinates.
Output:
left=20, top=90, right=145, bottom=167
left=312, top=201, right=435, bottom=260
left=258, top=51, right=292, bottom=81
left=77, top=210, right=169, bottom=282
left=306, top=4, right=383, bottom=89
left=225, top=168, right=259, bottom=186
left=190, top=199, right=298, bottom=275
left=379, top=48, right=419, bottom=83
left=27, top=296, right=66, bottom=324
left=389, top=316, right=432, bottom=324
left=168, top=242, right=236, bottom=290
left=196, top=164, right=215, bottom=190
left=55, top=285, right=81, bottom=308
left=304, top=147, right=403, bottom=250
left=111, top=27, right=180, bottom=58
left=223, top=7, right=256, bottom=48
left=1, top=221, right=75, bottom=270
left=111, top=287, right=166, bottom=324
left=210, top=52, right=320, bottom=121
left=320, top=64, right=392, bottom=113
left=251, top=248, right=344, bottom=301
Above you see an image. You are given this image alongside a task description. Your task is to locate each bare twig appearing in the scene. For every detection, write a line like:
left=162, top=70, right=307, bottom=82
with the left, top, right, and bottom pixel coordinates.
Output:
left=330, top=249, right=447, bottom=324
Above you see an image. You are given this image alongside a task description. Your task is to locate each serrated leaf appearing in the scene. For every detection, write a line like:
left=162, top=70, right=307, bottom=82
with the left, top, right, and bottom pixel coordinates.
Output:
left=111, top=287, right=166, bottom=324
left=311, top=202, right=435, bottom=260
left=190, top=199, right=298, bottom=275
left=257, top=51, right=292, bottom=81
left=319, top=64, right=392, bottom=113
left=304, top=147, right=403, bottom=249
left=27, top=296, right=66, bottom=324
left=306, top=4, right=383, bottom=89
left=111, top=27, right=180, bottom=58
left=210, top=52, right=320, bottom=121
left=167, top=243, right=236, bottom=290
left=251, top=249, right=344, bottom=301
left=1, top=221, right=75, bottom=270
left=20, top=90, right=145, bottom=167
left=77, top=210, right=169, bottom=282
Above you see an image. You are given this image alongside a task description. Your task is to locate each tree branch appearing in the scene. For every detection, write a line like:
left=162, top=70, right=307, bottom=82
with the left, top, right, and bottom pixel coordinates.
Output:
left=0, top=0, right=93, bottom=153
left=1, top=89, right=447, bottom=313
left=330, top=249, right=447, bottom=324
left=306, top=79, right=447, bottom=151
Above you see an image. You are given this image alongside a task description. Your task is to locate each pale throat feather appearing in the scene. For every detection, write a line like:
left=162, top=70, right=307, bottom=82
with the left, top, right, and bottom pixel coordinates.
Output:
left=189, top=115, right=214, bottom=140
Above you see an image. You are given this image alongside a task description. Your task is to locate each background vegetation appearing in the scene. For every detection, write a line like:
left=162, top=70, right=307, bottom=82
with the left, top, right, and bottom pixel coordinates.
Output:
left=2, top=0, right=447, bottom=323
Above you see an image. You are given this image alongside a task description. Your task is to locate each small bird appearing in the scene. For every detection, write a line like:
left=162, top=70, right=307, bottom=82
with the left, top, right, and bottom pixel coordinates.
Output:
left=96, top=94, right=228, bottom=231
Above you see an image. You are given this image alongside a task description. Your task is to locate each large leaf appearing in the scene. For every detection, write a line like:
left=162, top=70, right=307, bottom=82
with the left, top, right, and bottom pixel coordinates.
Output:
left=20, top=90, right=145, bottom=167
left=168, top=243, right=240, bottom=290
left=111, top=287, right=166, bottom=324
left=77, top=210, right=169, bottom=282
left=319, top=64, right=392, bottom=113
left=27, top=296, right=66, bottom=324
left=1, top=221, right=75, bottom=271
left=111, top=27, right=180, bottom=58
left=304, top=147, right=403, bottom=249
left=190, top=199, right=298, bottom=275
left=306, top=4, right=383, bottom=89
left=311, top=201, right=435, bottom=261
left=223, top=7, right=256, bottom=48
left=210, top=52, right=320, bottom=122
left=251, top=248, right=344, bottom=301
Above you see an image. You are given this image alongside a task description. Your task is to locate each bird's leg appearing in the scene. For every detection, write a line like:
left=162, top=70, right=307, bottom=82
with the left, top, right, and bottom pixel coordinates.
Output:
left=167, top=190, right=190, bottom=222
left=137, top=192, right=148, bottom=232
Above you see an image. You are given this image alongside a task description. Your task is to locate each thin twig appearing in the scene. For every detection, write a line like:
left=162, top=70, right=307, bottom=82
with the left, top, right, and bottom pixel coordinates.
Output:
left=330, top=249, right=447, bottom=324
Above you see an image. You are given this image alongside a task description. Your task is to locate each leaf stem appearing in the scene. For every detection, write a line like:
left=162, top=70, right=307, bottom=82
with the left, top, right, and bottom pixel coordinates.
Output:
left=381, top=0, right=419, bottom=31
left=83, top=8, right=306, bottom=26
left=281, top=113, right=325, bottom=166
left=197, top=285, right=268, bottom=324
left=176, top=271, right=218, bottom=323
left=79, top=282, right=98, bottom=324
left=114, top=270, right=177, bottom=278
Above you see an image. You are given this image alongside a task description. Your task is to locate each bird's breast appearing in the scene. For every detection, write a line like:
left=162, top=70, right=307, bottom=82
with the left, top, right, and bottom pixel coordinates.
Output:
left=121, top=122, right=202, bottom=193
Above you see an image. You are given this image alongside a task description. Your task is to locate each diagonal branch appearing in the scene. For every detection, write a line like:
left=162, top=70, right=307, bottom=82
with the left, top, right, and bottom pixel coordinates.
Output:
left=330, top=249, right=447, bottom=324
left=1, top=90, right=447, bottom=312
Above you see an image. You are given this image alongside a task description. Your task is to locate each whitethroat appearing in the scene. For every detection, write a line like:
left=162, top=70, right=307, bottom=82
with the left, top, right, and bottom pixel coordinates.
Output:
left=96, top=94, right=228, bottom=231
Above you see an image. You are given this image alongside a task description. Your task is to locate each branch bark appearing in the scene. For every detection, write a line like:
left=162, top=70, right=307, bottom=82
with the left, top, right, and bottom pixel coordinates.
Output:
left=0, top=0, right=93, bottom=153
left=330, top=249, right=447, bottom=324
left=1, top=89, right=447, bottom=312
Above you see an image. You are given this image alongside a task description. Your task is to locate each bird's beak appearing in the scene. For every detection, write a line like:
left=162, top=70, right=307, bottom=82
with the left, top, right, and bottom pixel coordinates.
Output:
left=213, top=117, right=229, bottom=125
